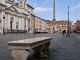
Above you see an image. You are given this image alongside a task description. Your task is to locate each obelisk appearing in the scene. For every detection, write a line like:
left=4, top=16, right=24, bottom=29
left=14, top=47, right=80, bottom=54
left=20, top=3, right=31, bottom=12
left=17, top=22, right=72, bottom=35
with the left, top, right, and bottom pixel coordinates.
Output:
left=53, top=0, right=56, bottom=21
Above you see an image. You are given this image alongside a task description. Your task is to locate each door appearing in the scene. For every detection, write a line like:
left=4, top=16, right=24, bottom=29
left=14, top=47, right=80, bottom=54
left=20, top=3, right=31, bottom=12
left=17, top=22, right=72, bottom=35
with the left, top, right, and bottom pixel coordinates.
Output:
left=10, top=21, right=13, bottom=31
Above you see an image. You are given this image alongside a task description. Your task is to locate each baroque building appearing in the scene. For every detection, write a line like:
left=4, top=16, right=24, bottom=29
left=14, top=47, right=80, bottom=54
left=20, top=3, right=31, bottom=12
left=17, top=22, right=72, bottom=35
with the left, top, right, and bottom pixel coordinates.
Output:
left=31, top=15, right=50, bottom=33
left=0, top=0, right=34, bottom=34
left=47, top=20, right=72, bottom=33
left=74, top=20, right=80, bottom=32
left=52, top=20, right=72, bottom=33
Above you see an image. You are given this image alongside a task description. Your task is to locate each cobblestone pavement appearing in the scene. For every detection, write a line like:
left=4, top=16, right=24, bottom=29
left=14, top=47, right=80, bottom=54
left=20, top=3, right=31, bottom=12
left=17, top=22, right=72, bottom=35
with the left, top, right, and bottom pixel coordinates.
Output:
left=50, top=33, right=80, bottom=60
left=0, top=33, right=52, bottom=60
left=31, top=33, right=80, bottom=60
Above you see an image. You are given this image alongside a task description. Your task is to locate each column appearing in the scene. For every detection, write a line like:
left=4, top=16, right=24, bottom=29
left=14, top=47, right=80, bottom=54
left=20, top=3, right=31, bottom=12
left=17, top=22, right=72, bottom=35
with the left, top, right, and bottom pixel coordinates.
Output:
left=1, top=11, right=5, bottom=34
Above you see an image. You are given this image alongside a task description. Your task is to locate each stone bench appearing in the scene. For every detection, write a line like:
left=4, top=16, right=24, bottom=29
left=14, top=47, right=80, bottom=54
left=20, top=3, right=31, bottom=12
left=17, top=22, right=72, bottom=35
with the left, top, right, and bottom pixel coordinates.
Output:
left=8, top=37, right=52, bottom=60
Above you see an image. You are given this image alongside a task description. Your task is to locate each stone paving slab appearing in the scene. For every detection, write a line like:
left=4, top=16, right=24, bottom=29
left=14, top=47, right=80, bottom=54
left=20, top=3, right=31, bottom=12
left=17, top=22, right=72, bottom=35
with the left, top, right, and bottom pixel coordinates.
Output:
left=30, top=33, right=80, bottom=60
left=1, top=33, right=80, bottom=60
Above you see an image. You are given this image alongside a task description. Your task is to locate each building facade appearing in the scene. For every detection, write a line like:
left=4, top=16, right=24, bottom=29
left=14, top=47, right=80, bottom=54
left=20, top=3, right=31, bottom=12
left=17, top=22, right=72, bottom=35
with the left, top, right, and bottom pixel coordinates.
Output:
left=44, top=20, right=52, bottom=33
left=0, top=0, right=71, bottom=34
left=31, top=15, right=49, bottom=33
left=51, top=20, right=70, bottom=33
left=48, top=20, right=71, bottom=33
left=41, top=20, right=48, bottom=33
left=0, top=0, right=34, bottom=34
left=74, top=20, right=80, bottom=32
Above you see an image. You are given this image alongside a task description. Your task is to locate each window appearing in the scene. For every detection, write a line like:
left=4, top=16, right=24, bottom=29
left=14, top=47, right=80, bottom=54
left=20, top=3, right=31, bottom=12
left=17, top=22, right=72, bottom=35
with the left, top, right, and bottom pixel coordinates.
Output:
left=10, top=17, right=14, bottom=31
left=28, top=18, right=30, bottom=25
left=0, top=18, right=1, bottom=22
left=24, top=19, right=26, bottom=25
left=16, top=22, right=19, bottom=30
left=10, top=17, right=14, bottom=21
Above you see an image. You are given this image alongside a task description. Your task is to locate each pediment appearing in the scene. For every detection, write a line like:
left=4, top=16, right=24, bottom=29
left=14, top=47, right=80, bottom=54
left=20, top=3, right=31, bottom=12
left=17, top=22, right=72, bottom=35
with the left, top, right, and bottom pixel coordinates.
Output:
left=6, top=6, right=18, bottom=12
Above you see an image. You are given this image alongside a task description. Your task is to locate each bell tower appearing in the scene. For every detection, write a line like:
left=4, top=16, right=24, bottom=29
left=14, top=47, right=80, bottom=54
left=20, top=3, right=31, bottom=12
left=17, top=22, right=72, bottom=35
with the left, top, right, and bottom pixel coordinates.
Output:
left=19, top=0, right=27, bottom=8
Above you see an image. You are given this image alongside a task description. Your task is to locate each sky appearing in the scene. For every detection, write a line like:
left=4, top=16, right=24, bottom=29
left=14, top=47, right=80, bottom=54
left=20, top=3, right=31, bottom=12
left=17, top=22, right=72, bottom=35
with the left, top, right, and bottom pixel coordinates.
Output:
left=14, top=0, right=80, bottom=23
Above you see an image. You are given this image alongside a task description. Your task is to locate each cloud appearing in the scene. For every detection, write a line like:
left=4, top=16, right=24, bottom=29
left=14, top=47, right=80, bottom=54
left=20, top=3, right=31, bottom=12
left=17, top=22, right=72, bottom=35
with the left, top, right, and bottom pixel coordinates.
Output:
left=34, top=3, right=37, bottom=7
left=34, top=7, right=53, bottom=13
left=70, top=1, right=80, bottom=11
